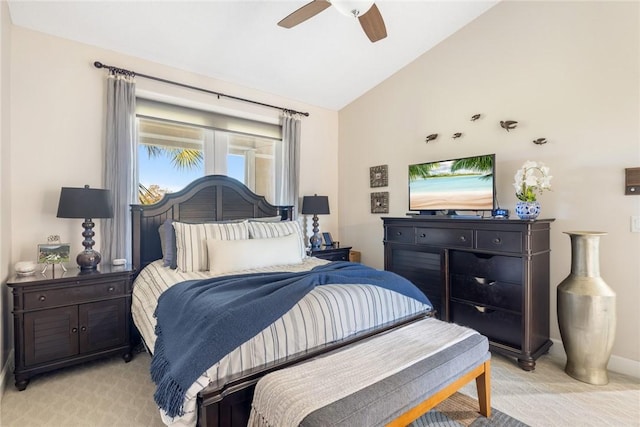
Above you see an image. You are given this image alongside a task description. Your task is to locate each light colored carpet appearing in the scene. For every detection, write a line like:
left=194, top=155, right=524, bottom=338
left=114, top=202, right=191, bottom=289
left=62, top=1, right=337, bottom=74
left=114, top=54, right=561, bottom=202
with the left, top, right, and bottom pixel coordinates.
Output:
left=1, top=350, right=638, bottom=427
left=459, top=354, right=640, bottom=427
left=415, top=392, right=528, bottom=426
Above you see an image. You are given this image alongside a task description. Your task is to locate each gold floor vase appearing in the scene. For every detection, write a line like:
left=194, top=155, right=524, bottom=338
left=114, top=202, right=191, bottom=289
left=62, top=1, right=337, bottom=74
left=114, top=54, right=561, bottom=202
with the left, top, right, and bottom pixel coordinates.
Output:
left=557, top=231, right=616, bottom=385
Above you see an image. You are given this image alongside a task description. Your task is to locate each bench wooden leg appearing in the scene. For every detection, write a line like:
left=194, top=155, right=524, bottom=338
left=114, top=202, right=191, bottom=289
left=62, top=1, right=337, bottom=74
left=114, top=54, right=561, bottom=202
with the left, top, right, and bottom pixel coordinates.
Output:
left=387, top=358, right=492, bottom=427
left=476, top=360, right=491, bottom=418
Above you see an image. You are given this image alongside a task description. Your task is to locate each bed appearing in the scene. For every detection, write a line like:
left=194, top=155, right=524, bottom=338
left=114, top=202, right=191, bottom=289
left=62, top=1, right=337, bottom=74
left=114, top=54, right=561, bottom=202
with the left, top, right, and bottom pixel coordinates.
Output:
left=130, top=175, right=433, bottom=427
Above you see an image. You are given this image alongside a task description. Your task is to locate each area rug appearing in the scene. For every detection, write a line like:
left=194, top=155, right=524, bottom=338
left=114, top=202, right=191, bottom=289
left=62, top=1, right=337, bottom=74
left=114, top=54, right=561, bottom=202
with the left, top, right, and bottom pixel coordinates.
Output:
left=411, top=392, right=530, bottom=427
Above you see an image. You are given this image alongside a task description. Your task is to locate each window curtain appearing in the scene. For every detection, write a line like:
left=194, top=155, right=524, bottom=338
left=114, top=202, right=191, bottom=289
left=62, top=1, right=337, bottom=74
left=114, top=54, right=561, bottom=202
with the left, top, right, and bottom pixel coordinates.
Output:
left=101, top=71, right=136, bottom=264
left=277, top=114, right=301, bottom=215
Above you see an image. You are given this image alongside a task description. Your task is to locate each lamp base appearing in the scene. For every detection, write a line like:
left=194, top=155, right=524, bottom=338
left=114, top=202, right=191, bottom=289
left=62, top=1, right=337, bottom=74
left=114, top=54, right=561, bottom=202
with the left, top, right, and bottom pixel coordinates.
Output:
left=309, top=214, right=322, bottom=250
left=309, top=233, right=322, bottom=250
left=77, top=250, right=102, bottom=270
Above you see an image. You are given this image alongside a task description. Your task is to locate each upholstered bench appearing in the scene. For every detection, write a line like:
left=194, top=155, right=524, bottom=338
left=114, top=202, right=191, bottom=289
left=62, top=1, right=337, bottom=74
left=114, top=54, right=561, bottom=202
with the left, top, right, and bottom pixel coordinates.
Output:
left=248, top=317, right=491, bottom=427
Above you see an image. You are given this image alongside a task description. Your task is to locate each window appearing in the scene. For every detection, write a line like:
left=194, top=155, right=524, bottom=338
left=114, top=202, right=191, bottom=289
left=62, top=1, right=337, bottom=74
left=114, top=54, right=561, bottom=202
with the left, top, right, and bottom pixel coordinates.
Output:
left=136, top=99, right=281, bottom=204
left=137, top=118, right=204, bottom=203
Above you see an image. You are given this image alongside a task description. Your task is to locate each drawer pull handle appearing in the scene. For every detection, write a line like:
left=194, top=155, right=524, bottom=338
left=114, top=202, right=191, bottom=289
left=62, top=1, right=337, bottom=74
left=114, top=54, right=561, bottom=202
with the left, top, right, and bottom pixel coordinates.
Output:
left=474, top=305, right=495, bottom=314
left=39, top=295, right=46, bottom=302
left=474, top=277, right=496, bottom=286
left=71, top=327, right=78, bottom=333
left=81, top=326, right=87, bottom=332
left=420, top=233, right=426, bottom=238
left=108, top=286, right=115, bottom=292
left=459, top=235, right=467, bottom=242
left=492, top=237, right=502, bottom=244
left=396, top=231, right=402, bottom=236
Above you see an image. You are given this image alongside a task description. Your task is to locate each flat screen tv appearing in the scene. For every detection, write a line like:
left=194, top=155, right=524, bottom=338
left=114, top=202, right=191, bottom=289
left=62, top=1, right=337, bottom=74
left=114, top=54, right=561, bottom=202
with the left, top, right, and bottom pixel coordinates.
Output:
left=408, top=154, right=495, bottom=214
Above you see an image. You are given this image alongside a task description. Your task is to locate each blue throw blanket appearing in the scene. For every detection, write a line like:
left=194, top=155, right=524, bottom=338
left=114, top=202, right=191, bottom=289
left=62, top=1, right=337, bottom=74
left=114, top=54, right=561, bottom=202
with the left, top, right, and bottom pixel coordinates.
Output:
left=150, top=261, right=431, bottom=417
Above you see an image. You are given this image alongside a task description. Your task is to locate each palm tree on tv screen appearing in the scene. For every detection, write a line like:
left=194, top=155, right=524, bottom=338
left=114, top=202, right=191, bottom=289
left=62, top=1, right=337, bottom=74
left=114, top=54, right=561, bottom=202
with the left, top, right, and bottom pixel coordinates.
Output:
left=409, top=162, right=440, bottom=181
left=450, top=155, right=494, bottom=180
left=409, top=155, right=493, bottom=181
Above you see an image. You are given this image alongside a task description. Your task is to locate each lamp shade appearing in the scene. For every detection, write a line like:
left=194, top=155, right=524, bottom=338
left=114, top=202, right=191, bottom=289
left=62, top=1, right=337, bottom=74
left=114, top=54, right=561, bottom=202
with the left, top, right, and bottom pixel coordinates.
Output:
left=56, top=185, right=113, bottom=219
left=301, top=195, right=330, bottom=215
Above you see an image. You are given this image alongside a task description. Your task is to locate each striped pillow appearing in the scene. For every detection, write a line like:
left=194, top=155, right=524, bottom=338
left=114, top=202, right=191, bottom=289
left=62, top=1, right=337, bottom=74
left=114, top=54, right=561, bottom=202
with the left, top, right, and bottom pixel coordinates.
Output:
left=247, top=220, right=307, bottom=259
left=173, top=221, right=249, bottom=272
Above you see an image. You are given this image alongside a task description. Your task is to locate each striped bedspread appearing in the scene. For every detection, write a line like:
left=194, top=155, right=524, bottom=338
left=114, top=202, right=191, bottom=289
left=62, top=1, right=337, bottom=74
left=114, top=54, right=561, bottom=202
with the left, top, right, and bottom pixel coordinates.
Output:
left=132, top=259, right=431, bottom=427
left=248, top=318, right=477, bottom=427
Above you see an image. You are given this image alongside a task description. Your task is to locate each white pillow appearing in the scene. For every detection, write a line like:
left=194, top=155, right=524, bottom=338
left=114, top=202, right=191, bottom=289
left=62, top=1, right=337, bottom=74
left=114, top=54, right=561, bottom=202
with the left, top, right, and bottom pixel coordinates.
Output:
left=173, top=221, right=249, bottom=272
left=247, top=220, right=307, bottom=259
left=207, top=233, right=303, bottom=275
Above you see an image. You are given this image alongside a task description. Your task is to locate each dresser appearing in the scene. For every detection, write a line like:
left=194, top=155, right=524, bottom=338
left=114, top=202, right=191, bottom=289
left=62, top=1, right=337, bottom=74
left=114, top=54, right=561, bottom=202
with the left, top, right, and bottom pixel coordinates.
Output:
left=383, top=216, right=554, bottom=370
left=7, top=265, right=135, bottom=390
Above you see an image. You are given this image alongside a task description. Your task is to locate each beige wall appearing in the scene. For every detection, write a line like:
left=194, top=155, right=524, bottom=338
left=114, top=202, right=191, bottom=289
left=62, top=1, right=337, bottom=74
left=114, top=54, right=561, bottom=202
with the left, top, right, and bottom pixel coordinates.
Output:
left=8, top=26, right=340, bottom=261
left=339, top=1, right=640, bottom=368
left=4, top=25, right=339, bottom=378
left=0, top=0, right=13, bottom=394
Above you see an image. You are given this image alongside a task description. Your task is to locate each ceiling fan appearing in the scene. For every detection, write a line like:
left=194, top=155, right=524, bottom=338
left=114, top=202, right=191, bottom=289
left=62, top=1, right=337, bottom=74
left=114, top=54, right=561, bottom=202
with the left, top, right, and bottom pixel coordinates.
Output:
left=278, top=0, right=387, bottom=43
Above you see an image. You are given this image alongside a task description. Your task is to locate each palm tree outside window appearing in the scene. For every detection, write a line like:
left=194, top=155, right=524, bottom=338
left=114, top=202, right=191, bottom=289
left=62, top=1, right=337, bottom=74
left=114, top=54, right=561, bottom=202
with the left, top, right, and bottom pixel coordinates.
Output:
left=137, top=117, right=277, bottom=204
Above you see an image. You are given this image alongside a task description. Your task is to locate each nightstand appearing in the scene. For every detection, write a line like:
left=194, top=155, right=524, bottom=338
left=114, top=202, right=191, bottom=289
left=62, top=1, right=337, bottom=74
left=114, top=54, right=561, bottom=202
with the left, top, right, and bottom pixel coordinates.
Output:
left=310, top=246, right=352, bottom=261
left=7, top=265, right=135, bottom=390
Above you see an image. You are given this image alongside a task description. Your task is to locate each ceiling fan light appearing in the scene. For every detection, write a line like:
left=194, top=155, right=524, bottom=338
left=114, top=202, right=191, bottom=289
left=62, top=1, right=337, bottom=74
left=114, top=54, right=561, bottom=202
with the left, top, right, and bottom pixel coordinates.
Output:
left=331, top=0, right=374, bottom=18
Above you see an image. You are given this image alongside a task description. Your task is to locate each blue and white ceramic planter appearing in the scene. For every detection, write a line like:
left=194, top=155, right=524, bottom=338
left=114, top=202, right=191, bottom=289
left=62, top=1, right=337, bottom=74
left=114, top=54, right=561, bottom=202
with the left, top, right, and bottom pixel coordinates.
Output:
left=515, top=201, right=540, bottom=220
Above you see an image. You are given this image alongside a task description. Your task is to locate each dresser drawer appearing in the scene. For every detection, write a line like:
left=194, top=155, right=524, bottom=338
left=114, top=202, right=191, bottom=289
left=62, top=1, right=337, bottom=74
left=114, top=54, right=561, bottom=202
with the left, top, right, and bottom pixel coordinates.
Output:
left=476, top=230, right=522, bottom=253
left=450, top=301, right=522, bottom=349
left=416, top=228, right=472, bottom=248
left=24, top=280, right=127, bottom=310
left=450, top=273, right=522, bottom=313
left=449, top=251, right=522, bottom=284
left=386, top=226, right=414, bottom=244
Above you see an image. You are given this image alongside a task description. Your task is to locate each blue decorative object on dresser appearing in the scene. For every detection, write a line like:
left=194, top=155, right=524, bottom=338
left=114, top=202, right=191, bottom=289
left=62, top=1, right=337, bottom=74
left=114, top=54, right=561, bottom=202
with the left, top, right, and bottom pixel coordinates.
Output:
left=515, top=200, right=541, bottom=220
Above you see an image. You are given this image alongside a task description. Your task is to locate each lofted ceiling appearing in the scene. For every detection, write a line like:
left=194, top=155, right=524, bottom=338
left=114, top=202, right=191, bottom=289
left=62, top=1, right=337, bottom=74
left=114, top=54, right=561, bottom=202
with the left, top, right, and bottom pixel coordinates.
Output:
left=7, top=1, right=499, bottom=110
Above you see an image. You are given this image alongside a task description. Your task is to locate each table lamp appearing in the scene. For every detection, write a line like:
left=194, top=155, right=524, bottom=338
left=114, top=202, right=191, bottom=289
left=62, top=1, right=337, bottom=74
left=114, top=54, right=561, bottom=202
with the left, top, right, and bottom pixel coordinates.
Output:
left=56, top=185, right=113, bottom=270
left=301, top=194, right=330, bottom=250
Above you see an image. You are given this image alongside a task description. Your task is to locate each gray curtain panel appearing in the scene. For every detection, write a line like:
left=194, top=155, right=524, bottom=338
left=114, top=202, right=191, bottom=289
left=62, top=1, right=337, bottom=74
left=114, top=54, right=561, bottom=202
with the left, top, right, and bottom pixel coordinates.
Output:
left=278, top=114, right=301, bottom=215
left=101, top=72, right=136, bottom=264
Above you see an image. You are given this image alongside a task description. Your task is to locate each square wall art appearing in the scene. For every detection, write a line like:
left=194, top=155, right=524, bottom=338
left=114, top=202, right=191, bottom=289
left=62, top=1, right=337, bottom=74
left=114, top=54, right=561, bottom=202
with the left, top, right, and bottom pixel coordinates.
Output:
left=369, top=165, right=388, bottom=188
left=371, top=192, right=389, bottom=214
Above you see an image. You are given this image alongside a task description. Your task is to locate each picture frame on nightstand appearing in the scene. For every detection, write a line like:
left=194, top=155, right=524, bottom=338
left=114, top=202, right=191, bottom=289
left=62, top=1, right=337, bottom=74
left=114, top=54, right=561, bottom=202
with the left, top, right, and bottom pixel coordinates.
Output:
left=37, top=243, right=70, bottom=264
left=37, top=243, right=70, bottom=273
left=322, top=232, right=334, bottom=247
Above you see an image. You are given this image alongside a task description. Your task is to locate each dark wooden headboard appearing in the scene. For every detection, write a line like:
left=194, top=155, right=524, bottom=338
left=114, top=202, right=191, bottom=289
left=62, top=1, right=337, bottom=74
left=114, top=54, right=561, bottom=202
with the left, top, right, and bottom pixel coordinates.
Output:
left=130, top=175, right=292, bottom=272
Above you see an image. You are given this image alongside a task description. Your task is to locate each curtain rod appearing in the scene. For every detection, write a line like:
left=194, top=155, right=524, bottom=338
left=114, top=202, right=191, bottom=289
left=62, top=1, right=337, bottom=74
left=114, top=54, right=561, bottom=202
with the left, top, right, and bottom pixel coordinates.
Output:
left=93, top=61, right=310, bottom=117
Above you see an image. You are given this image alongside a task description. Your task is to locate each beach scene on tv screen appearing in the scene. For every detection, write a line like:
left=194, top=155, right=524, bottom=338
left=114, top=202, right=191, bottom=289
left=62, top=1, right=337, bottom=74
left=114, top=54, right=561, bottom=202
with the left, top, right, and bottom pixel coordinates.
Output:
left=409, top=155, right=494, bottom=210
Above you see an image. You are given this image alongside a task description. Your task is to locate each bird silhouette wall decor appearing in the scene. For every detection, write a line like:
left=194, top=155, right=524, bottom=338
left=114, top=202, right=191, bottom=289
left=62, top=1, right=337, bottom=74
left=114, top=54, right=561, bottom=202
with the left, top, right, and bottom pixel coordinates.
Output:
left=425, top=134, right=438, bottom=143
left=452, top=132, right=462, bottom=139
left=533, top=138, right=548, bottom=145
left=471, top=114, right=481, bottom=121
left=500, top=120, right=518, bottom=132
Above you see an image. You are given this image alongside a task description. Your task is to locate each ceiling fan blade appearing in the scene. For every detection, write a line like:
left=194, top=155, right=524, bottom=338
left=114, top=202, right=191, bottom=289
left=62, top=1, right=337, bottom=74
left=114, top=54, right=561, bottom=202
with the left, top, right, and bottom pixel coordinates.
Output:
left=278, top=0, right=331, bottom=29
left=358, top=3, right=387, bottom=42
